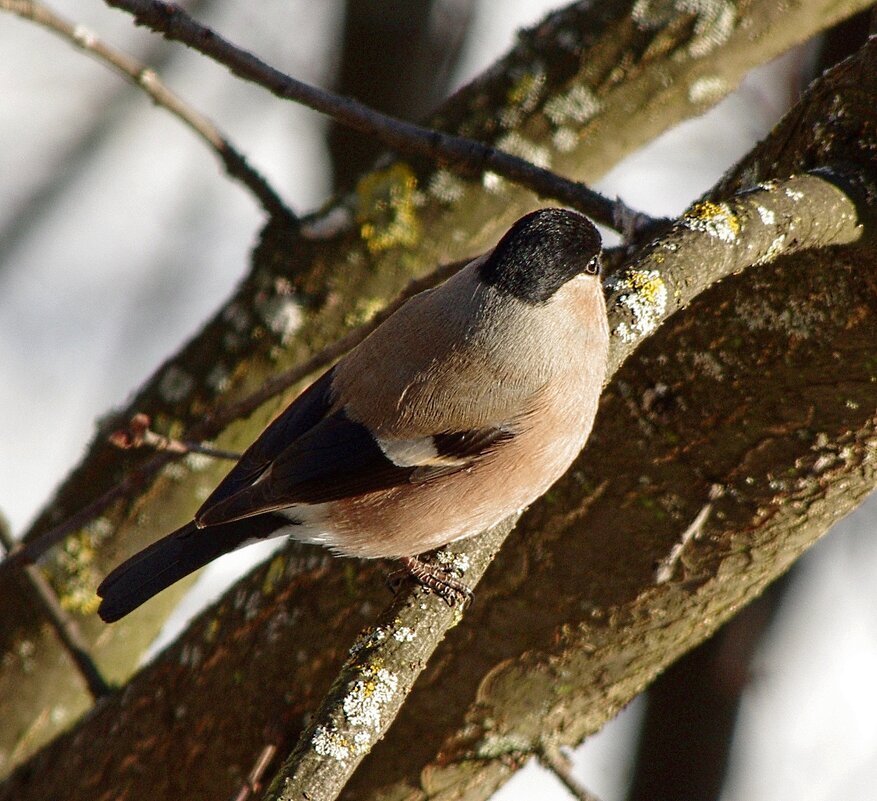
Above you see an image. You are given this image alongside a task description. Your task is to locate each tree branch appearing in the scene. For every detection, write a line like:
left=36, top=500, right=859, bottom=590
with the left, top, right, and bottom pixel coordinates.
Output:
left=255, top=167, right=870, bottom=801
left=2, top=0, right=874, bottom=789
left=0, top=519, right=110, bottom=701
left=261, top=524, right=515, bottom=801
left=102, top=0, right=643, bottom=233
left=0, top=0, right=294, bottom=221
left=539, top=747, right=604, bottom=801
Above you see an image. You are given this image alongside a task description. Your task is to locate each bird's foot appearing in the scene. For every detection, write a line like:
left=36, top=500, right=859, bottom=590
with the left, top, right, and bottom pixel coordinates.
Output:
left=388, top=556, right=473, bottom=608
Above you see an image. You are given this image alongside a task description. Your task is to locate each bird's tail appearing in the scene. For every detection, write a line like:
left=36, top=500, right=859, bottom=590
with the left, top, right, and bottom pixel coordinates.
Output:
left=97, top=515, right=288, bottom=622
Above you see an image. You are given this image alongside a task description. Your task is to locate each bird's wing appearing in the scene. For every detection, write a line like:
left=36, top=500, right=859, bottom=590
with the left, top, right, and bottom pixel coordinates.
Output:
left=195, top=406, right=515, bottom=527
left=195, top=366, right=338, bottom=517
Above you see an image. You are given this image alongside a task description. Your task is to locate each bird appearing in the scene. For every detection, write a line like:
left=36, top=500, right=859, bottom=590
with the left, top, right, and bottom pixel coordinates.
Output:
left=97, top=208, right=608, bottom=622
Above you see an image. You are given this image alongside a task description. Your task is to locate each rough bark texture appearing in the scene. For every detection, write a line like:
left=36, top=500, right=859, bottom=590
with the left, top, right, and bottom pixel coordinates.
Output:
left=623, top=17, right=876, bottom=800
left=1, top=1, right=875, bottom=798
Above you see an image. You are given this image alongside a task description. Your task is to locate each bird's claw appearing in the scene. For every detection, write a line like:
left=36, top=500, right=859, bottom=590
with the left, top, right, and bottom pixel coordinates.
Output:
left=389, top=556, right=473, bottom=608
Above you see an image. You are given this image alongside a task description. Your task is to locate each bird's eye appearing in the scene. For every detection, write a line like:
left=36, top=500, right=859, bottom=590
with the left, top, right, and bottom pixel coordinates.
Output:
left=584, top=256, right=601, bottom=275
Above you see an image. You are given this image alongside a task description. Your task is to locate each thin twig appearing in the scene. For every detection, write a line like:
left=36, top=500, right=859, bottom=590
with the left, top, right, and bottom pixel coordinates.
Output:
left=0, top=453, right=175, bottom=574
left=207, top=256, right=467, bottom=429
left=538, top=746, right=604, bottom=801
left=104, top=0, right=647, bottom=233
left=1, top=0, right=294, bottom=222
left=231, top=744, right=278, bottom=801
left=0, top=257, right=468, bottom=575
left=654, top=501, right=713, bottom=584
left=109, top=413, right=241, bottom=460
left=0, top=517, right=111, bottom=699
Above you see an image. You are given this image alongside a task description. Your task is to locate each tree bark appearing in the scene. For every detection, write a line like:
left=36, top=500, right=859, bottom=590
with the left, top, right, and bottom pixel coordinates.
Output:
left=0, top=1, right=875, bottom=798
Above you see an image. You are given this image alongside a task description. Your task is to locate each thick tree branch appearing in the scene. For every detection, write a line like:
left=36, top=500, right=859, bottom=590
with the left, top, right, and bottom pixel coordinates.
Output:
left=258, top=168, right=870, bottom=801
left=2, top=0, right=874, bottom=788
left=261, top=524, right=515, bottom=801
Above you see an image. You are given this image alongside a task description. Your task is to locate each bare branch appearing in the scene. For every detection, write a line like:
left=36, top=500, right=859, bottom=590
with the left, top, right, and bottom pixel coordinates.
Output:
left=0, top=518, right=110, bottom=700
left=0, top=453, right=175, bottom=572
left=103, top=0, right=646, bottom=233
left=538, top=747, right=604, bottom=801
left=232, top=744, right=279, bottom=801
left=0, top=0, right=294, bottom=221
left=0, top=257, right=468, bottom=576
left=108, top=413, right=241, bottom=460
left=260, top=522, right=516, bottom=801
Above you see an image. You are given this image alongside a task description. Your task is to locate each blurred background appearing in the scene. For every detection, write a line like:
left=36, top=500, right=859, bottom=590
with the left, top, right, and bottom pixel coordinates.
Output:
left=1, top=2, right=876, bottom=799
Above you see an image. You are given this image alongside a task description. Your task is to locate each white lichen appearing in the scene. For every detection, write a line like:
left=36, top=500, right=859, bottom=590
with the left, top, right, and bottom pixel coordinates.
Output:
left=552, top=126, right=579, bottom=152
left=755, top=205, right=776, bottom=226
left=428, top=169, right=466, bottom=203
left=348, top=626, right=388, bottom=657
left=495, top=132, right=551, bottom=169
left=183, top=451, right=213, bottom=473
left=84, top=516, right=113, bottom=540
left=736, top=295, right=824, bottom=338
left=162, top=462, right=188, bottom=481
left=692, top=351, right=724, bottom=381
left=544, top=85, right=602, bottom=126
left=679, top=0, right=737, bottom=58
left=633, top=0, right=736, bottom=58
left=615, top=321, right=635, bottom=343
left=256, top=294, right=303, bottom=345
left=393, top=626, right=416, bottom=642
left=612, top=269, right=668, bottom=342
left=312, top=724, right=354, bottom=763
left=436, top=549, right=471, bottom=575
left=754, top=234, right=786, bottom=265
left=482, top=172, right=503, bottom=193
left=500, top=68, right=547, bottom=128
left=688, top=75, right=728, bottom=105
left=342, top=667, right=398, bottom=729
left=683, top=200, right=740, bottom=243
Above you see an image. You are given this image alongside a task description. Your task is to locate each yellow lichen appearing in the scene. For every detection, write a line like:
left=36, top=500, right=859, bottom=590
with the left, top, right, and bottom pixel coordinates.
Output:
left=261, top=554, right=287, bottom=596
left=626, top=269, right=666, bottom=307
left=51, top=528, right=107, bottom=615
left=507, top=71, right=546, bottom=109
left=356, top=163, right=421, bottom=254
left=344, top=296, right=385, bottom=328
left=612, top=268, right=668, bottom=342
left=683, top=200, right=740, bottom=242
left=500, top=70, right=546, bottom=127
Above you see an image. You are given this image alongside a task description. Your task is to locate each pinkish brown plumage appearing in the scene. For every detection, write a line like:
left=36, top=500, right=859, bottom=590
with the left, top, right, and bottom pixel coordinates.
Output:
left=98, top=208, right=607, bottom=621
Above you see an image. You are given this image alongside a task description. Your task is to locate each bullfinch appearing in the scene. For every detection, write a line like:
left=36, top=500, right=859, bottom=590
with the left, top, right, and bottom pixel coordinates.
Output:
left=97, top=207, right=608, bottom=622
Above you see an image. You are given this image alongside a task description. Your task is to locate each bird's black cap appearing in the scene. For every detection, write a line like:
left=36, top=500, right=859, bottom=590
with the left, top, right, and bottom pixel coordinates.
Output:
left=479, top=208, right=602, bottom=304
